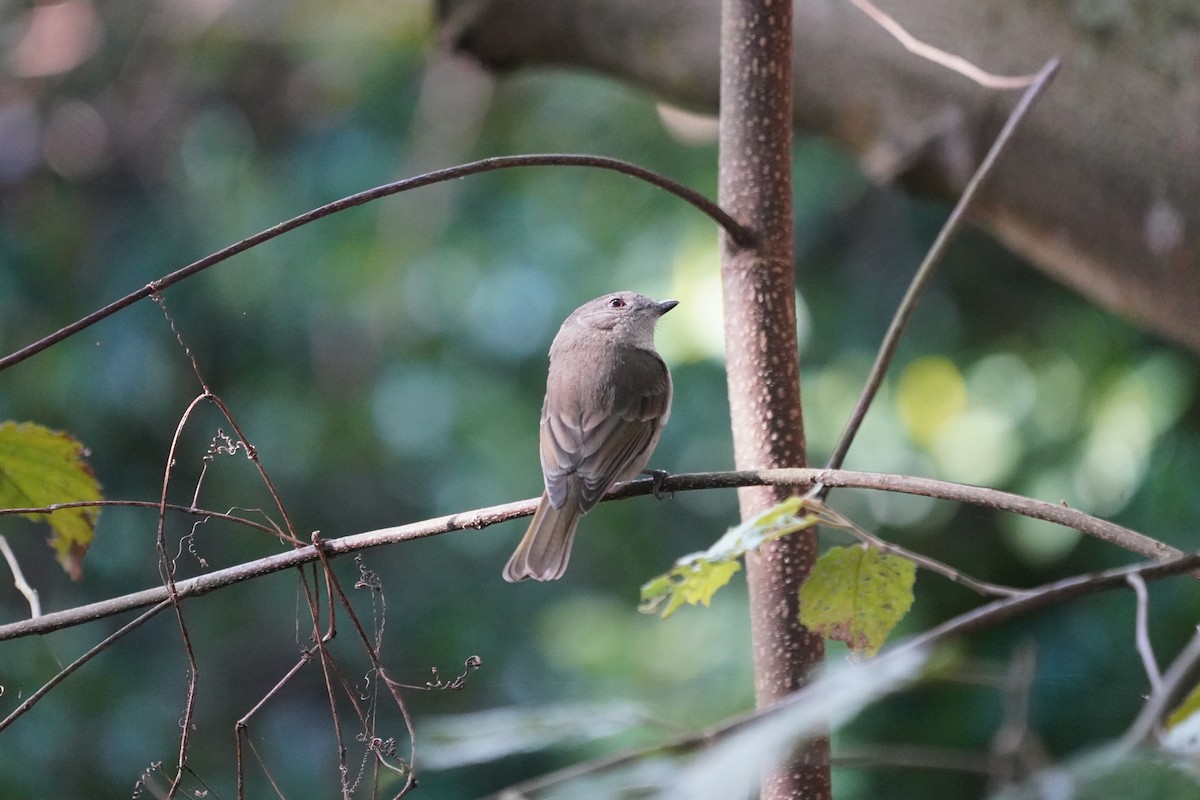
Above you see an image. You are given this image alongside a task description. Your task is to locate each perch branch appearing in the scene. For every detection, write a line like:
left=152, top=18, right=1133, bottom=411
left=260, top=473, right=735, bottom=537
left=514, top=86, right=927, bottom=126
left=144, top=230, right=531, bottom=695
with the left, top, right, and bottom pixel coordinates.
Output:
left=0, top=467, right=1181, bottom=642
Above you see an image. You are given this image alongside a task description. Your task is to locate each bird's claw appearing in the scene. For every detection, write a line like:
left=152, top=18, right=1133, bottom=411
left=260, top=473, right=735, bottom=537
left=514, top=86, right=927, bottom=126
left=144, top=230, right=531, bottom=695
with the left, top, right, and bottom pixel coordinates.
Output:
left=642, top=469, right=672, bottom=500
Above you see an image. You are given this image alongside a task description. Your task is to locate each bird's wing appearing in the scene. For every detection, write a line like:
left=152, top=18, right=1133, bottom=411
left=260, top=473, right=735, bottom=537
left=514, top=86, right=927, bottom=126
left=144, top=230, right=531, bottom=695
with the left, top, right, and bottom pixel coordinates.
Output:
left=540, top=349, right=671, bottom=511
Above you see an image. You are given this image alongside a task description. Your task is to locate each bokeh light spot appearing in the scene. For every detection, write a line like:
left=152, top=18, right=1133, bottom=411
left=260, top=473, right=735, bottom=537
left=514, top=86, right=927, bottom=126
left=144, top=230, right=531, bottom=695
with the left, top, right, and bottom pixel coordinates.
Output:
left=896, top=355, right=967, bottom=446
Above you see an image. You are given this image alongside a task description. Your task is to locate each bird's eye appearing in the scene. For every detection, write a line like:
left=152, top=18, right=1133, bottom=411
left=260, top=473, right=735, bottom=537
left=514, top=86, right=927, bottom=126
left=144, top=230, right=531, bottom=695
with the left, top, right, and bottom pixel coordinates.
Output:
left=608, top=297, right=627, bottom=308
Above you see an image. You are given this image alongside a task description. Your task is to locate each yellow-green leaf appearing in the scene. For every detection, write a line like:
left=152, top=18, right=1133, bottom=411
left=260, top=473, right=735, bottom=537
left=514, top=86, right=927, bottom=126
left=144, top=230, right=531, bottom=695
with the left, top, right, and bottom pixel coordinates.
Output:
left=799, top=545, right=915, bottom=656
left=639, top=497, right=821, bottom=619
left=0, top=422, right=102, bottom=579
left=1167, top=681, right=1200, bottom=731
left=639, top=557, right=742, bottom=619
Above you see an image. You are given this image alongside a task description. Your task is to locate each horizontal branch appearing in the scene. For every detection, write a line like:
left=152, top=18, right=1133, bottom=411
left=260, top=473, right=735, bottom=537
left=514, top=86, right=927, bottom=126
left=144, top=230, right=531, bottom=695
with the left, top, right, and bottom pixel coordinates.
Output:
left=0, top=468, right=1182, bottom=641
left=611, top=468, right=1181, bottom=561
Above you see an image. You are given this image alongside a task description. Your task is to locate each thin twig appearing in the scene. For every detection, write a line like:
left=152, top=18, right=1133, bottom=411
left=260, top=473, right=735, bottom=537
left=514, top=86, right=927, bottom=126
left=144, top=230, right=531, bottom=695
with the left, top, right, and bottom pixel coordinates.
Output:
left=1126, top=573, right=1163, bottom=695
left=1121, top=625, right=1200, bottom=749
left=0, top=155, right=750, bottom=374
left=0, top=535, right=40, bottom=618
left=832, top=744, right=993, bottom=775
left=0, top=467, right=1183, bottom=642
left=817, top=504, right=1022, bottom=598
left=311, top=534, right=418, bottom=797
left=0, top=499, right=281, bottom=537
left=155, top=392, right=210, bottom=800
left=309, top=536, right=416, bottom=797
left=822, top=58, right=1061, bottom=479
left=848, top=0, right=1041, bottom=89
left=0, top=600, right=172, bottom=732
left=989, top=643, right=1043, bottom=789
left=894, top=557, right=1200, bottom=657
left=203, top=391, right=300, bottom=545
left=236, top=647, right=315, bottom=798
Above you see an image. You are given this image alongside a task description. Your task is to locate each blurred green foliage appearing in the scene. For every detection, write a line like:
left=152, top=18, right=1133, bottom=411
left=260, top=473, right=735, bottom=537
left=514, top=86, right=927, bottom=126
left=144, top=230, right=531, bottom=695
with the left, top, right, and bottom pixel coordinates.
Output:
left=0, top=1, right=1198, bottom=798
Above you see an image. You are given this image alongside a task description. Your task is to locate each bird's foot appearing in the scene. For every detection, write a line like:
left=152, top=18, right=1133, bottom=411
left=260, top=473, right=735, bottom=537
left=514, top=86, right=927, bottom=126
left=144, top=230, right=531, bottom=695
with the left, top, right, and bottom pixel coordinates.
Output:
left=642, top=469, right=673, bottom=500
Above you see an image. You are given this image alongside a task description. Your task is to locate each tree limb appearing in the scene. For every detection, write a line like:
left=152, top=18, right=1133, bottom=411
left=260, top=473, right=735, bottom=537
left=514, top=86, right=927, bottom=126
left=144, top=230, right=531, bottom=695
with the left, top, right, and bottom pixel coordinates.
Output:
left=0, top=467, right=1183, bottom=642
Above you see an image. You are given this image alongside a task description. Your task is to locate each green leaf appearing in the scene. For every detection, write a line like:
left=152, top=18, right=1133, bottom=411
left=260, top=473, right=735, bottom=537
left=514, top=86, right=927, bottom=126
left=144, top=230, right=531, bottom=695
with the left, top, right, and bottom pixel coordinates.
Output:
left=640, top=496, right=819, bottom=619
left=0, top=421, right=103, bottom=579
left=640, top=556, right=741, bottom=619
left=799, top=545, right=916, bottom=656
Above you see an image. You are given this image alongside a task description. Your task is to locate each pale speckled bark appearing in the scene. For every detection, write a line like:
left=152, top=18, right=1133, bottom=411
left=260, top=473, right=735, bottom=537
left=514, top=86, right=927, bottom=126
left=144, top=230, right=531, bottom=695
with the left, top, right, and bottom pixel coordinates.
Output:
left=719, top=1, right=829, bottom=798
left=438, top=0, right=1200, bottom=353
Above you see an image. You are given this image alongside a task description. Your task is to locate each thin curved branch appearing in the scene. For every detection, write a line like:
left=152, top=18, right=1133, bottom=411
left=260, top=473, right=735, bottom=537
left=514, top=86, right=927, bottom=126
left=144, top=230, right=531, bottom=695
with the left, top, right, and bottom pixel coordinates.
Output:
left=1121, top=624, right=1200, bottom=750
left=847, top=0, right=1040, bottom=89
left=0, top=600, right=171, bottom=733
left=894, top=557, right=1200, bottom=655
left=0, top=500, right=281, bottom=537
left=0, top=155, right=751, bottom=373
left=816, top=504, right=1021, bottom=598
left=0, top=467, right=1181, bottom=642
left=1126, top=573, right=1163, bottom=696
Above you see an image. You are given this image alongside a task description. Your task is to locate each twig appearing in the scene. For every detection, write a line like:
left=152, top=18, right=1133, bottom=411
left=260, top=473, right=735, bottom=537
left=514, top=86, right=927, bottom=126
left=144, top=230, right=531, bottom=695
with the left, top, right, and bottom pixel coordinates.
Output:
left=0, top=155, right=750, bottom=374
left=0, top=535, right=41, bottom=618
left=894, top=557, right=1200, bottom=656
left=236, top=647, right=315, bottom=798
left=0, top=467, right=1183, bottom=642
left=1121, top=625, right=1200, bottom=749
left=309, top=533, right=419, bottom=798
left=0, top=600, right=172, bottom=732
left=822, top=58, right=1061, bottom=478
left=989, top=643, right=1042, bottom=789
left=0, top=499, right=281, bottom=536
left=1126, top=573, right=1163, bottom=695
left=816, top=504, right=1021, bottom=598
left=155, top=392, right=209, bottom=800
left=832, top=744, right=993, bottom=775
left=848, top=0, right=1041, bottom=89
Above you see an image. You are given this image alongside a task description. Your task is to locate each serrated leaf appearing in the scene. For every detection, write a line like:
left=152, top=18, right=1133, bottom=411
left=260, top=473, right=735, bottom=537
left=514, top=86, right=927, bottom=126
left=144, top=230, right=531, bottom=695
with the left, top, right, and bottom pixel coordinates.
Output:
left=0, top=422, right=102, bottom=579
left=799, top=545, right=915, bottom=656
left=640, top=497, right=819, bottom=619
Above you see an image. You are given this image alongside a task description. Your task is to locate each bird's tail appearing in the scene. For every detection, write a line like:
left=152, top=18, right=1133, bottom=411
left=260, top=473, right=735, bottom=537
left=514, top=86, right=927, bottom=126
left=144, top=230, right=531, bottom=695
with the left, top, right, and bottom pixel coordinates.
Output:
left=503, top=492, right=581, bottom=582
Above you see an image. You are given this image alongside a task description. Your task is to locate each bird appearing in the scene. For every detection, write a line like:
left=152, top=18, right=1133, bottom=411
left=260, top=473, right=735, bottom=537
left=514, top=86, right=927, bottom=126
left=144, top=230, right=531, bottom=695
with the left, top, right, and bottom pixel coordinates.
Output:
left=503, top=291, right=677, bottom=582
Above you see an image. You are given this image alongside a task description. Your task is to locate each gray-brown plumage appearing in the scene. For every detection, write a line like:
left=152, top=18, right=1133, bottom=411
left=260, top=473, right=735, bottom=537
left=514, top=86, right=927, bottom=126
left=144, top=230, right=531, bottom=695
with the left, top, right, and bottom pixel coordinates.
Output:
left=503, top=291, right=677, bottom=582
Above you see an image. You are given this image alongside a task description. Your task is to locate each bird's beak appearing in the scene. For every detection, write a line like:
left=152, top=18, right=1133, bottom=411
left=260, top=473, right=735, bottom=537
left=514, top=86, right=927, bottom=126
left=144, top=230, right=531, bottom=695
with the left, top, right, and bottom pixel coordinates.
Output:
left=657, top=299, right=679, bottom=315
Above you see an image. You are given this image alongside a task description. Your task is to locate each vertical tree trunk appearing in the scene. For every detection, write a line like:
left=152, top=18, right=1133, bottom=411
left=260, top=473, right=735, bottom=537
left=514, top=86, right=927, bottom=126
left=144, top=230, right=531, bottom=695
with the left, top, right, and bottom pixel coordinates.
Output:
left=718, top=0, right=830, bottom=798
